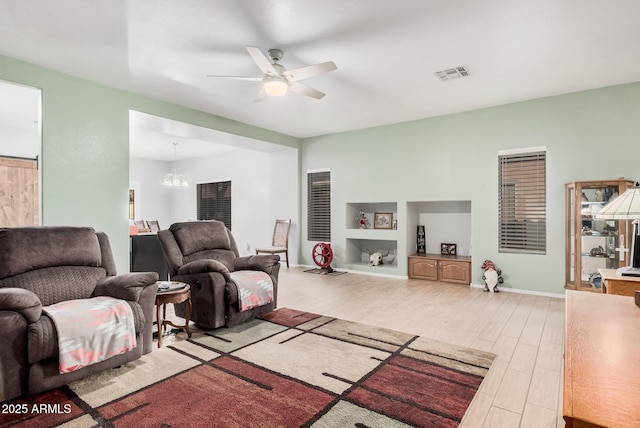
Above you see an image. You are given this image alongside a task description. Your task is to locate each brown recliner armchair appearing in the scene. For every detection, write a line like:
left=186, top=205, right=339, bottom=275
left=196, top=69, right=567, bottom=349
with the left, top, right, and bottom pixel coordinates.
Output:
left=0, top=226, right=158, bottom=401
left=157, top=221, right=280, bottom=329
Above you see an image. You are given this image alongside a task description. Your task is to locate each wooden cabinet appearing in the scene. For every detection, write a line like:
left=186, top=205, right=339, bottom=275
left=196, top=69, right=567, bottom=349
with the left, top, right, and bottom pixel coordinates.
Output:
left=563, top=291, right=640, bottom=428
left=408, top=256, right=438, bottom=280
left=440, top=259, right=471, bottom=284
left=598, top=268, right=640, bottom=297
left=565, top=179, right=635, bottom=292
left=408, top=253, right=471, bottom=284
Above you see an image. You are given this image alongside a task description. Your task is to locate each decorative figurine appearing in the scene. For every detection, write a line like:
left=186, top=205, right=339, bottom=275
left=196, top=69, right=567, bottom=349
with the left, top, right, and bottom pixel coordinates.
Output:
left=481, top=259, right=503, bottom=293
left=357, top=212, right=368, bottom=229
left=595, top=189, right=604, bottom=202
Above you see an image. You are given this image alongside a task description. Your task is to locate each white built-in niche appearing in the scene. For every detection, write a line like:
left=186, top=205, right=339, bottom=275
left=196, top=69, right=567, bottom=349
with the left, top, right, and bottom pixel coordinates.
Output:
left=344, top=200, right=471, bottom=276
left=406, top=201, right=471, bottom=256
left=345, top=202, right=399, bottom=274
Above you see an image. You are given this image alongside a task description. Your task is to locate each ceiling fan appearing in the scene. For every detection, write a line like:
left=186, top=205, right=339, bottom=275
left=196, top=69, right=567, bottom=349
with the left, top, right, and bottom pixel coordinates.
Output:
left=208, top=46, right=337, bottom=102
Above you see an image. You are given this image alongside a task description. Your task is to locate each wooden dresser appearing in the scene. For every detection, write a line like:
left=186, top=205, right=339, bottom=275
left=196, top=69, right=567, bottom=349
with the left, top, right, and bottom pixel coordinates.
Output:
left=598, top=268, right=640, bottom=296
left=563, top=290, right=640, bottom=428
left=408, top=253, right=471, bottom=284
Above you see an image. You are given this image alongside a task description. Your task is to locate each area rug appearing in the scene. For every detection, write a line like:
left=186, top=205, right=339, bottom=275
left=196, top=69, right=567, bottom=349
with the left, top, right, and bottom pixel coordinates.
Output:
left=0, top=308, right=495, bottom=428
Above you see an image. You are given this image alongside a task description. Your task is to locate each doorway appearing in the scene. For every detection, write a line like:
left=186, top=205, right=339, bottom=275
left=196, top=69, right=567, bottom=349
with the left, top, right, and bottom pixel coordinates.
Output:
left=0, top=80, right=41, bottom=226
left=0, top=156, right=38, bottom=226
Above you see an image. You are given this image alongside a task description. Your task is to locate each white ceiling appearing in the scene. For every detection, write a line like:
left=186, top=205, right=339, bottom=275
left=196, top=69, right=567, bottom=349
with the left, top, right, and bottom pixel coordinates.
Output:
left=129, top=110, right=292, bottom=161
left=1, top=0, right=640, bottom=141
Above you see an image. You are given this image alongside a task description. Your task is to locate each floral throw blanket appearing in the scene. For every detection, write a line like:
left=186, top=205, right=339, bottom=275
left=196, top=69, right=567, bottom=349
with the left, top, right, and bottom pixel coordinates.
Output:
left=229, top=271, right=274, bottom=311
left=43, top=297, right=137, bottom=374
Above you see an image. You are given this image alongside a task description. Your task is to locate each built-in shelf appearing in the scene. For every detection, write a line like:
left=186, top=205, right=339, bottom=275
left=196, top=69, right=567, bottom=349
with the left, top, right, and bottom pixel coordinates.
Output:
left=345, top=237, right=398, bottom=273
left=343, top=200, right=471, bottom=278
left=346, top=202, right=397, bottom=230
left=406, top=201, right=471, bottom=257
left=346, top=201, right=400, bottom=275
left=345, top=228, right=399, bottom=240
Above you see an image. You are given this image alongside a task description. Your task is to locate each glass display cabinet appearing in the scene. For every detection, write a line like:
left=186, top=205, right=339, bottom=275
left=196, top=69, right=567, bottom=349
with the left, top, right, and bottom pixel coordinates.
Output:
left=565, top=179, right=635, bottom=291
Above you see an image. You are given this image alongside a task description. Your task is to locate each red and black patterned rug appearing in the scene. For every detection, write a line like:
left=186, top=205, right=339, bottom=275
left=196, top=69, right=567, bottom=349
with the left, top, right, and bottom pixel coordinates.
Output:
left=1, top=308, right=495, bottom=427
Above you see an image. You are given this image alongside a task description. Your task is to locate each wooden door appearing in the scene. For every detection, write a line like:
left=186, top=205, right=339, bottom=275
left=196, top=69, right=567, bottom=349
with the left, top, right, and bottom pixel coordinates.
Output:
left=0, top=157, right=39, bottom=226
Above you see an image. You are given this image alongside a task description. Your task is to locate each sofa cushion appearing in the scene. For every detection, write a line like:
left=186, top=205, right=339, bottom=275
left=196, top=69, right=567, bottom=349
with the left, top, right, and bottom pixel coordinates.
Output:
left=0, top=227, right=102, bottom=279
left=170, top=221, right=231, bottom=256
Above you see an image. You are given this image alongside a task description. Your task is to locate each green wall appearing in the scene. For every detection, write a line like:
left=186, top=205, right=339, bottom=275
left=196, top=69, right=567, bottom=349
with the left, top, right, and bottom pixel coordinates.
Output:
left=300, top=82, right=640, bottom=295
left=0, top=54, right=300, bottom=272
left=3, top=52, right=639, bottom=295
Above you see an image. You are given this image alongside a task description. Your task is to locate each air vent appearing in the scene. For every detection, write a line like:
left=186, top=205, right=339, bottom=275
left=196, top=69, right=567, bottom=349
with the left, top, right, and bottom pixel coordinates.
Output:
left=435, top=66, right=469, bottom=81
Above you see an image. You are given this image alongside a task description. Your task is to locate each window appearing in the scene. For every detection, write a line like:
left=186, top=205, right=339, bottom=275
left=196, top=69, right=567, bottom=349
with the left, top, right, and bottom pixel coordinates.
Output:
left=197, top=181, right=231, bottom=229
left=498, top=148, right=546, bottom=254
left=307, top=171, right=331, bottom=241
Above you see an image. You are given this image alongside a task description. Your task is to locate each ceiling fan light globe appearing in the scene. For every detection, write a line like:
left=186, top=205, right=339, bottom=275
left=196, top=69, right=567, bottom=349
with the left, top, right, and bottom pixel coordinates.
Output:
left=264, top=79, right=288, bottom=96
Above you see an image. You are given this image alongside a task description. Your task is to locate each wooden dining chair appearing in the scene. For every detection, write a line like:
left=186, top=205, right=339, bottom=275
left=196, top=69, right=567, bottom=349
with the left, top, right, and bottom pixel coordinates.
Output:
left=255, top=219, right=292, bottom=268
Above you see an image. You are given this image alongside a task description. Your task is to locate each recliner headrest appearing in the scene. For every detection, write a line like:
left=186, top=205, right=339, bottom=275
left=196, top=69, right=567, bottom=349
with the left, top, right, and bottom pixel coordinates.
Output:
left=169, top=221, right=231, bottom=256
left=0, top=226, right=102, bottom=279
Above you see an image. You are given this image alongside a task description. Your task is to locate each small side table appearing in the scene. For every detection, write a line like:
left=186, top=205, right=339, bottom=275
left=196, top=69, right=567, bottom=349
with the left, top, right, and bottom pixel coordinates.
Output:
left=155, top=282, right=192, bottom=348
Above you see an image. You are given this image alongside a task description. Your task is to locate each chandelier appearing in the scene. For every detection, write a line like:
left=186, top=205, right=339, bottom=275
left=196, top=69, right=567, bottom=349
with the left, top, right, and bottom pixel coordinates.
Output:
left=162, top=142, right=188, bottom=187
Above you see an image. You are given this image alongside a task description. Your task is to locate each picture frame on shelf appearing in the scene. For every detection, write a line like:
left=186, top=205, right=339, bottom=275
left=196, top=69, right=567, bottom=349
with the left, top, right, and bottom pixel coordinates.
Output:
left=374, top=213, right=393, bottom=229
left=441, top=243, right=457, bottom=255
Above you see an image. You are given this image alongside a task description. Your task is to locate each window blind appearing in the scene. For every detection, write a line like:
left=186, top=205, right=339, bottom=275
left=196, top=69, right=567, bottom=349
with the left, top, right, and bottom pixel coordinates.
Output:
left=498, top=149, right=546, bottom=254
left=307, top=171, right=331, bottom=241
left=197, top=181, right=232, bottom=229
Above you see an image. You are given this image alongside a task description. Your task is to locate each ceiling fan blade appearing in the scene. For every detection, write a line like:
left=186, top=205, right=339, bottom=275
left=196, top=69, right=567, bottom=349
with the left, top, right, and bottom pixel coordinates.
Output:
left=245, top=46, right=279, bottom=76
left=285, top=61, right=337, bottom=82
left=289, top=82, right=326, bottom=99
left=206, top=75, right=263, bottom=81
left=254, top=87, right=267, bottom=103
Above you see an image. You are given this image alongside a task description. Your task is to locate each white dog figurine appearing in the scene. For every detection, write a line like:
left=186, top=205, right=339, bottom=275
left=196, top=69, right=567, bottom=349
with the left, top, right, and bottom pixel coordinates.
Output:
left=367, top=252, right=383, bottom=267
left=481, top=259, right=503, bottom=293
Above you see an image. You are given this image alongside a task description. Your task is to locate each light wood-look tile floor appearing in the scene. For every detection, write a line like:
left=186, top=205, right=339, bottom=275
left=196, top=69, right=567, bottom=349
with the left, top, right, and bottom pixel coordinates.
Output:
left=160, top=267, right=566, bottom=428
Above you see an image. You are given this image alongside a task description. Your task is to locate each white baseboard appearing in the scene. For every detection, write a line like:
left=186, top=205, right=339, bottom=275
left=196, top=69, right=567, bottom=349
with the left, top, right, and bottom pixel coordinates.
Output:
left=292, top=266, right=565, bottom=298
left=470, top=282, right=565, bottom=299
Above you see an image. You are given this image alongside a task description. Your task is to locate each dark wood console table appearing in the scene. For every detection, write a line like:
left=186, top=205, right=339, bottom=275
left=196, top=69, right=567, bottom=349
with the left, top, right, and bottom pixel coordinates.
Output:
left=130, top=234, right=169, bottom=280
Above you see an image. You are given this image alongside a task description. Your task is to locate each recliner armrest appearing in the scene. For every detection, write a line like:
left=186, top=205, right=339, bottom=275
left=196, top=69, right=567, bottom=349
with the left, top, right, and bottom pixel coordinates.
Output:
left=0, top=288, right=42, bottom=323
left=177, top=259, right=231, bottom=280
left=234, top=255, right=280, bottom=275
left=95, top=272, right=159, bottom=302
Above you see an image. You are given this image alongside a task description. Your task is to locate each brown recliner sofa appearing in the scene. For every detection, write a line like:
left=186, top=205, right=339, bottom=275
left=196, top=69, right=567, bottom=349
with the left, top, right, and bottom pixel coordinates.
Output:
left=0, top=226, right=158, bottom=401
left=157, top=220, right=280, bottom=329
